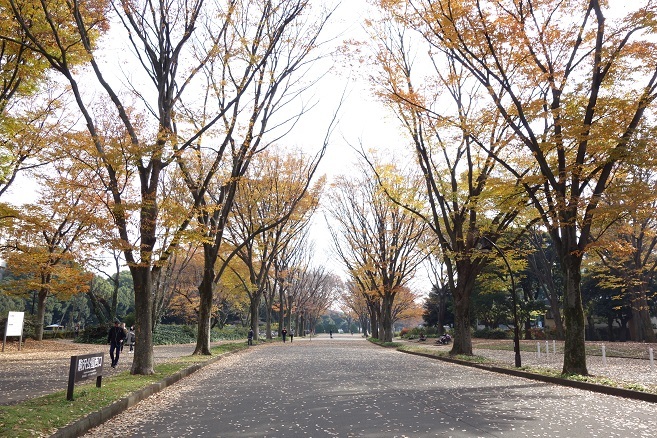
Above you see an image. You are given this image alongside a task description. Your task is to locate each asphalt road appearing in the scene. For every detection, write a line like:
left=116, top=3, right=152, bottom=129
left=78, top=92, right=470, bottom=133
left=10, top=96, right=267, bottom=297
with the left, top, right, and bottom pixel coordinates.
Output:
left=84, top=334, right=657, bottom=437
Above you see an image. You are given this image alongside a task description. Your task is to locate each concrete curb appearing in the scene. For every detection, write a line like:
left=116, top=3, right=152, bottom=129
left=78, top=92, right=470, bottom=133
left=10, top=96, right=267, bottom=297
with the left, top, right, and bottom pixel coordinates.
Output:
left=50, top=349, right=242, bottom=438
left=398, top=348, right=657, bottom=404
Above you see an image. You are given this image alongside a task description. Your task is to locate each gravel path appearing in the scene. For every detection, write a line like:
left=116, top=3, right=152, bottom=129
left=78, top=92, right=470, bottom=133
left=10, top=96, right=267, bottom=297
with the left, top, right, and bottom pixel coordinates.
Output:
left=398, top=339, right=657, bottom=390
left=82, top=336, right=657, bottom=437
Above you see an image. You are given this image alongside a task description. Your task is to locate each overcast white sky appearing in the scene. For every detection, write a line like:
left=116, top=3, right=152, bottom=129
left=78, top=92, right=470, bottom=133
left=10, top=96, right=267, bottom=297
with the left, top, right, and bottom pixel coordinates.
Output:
left=287, top=1, right=432, bottom=292
left=7, top=0, right=642, bottom=299
left=2, top=1, right=447, bottom=295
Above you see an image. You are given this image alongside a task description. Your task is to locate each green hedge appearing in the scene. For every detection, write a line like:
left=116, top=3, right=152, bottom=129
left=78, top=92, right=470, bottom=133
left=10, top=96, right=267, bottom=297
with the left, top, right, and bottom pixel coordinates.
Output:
left=472, top=327, right=509, bottom=339
left=400, top=326, right=440, bottom=339
left=74, top=324, right=250, bottom=345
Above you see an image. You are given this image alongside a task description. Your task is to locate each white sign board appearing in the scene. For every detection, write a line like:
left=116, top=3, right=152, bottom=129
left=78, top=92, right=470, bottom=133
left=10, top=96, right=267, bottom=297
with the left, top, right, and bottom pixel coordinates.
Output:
left=5, top=311, right=25, bottom=337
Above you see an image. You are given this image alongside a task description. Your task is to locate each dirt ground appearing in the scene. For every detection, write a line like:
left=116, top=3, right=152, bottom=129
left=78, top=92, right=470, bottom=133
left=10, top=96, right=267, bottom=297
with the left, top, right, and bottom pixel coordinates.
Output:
left=1, top=338, right=102, bottom=359
left=0, top=338, right=208, bottom=406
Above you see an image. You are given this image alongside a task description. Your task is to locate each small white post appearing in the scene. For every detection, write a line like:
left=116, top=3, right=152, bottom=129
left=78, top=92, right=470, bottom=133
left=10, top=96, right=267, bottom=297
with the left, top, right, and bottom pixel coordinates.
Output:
left=537, top=342, right=541, bottom=359
left=650, top=348, right=654, bottom=372
left=546, top=340, right=549, bottom=354
left=553, top=340, right=556, bottom=355
left=602, top=344, right=607, bottom=366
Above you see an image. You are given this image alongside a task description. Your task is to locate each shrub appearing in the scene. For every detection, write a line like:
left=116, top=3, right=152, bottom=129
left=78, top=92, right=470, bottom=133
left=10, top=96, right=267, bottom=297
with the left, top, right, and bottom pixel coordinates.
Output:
left=73, top=323, right=252, bottom=346
left=211, top=325, right=249, bottom=341
left=528, top=327, right=546, bottom=340
left=76, top=325, right=110, bottom=344
left=544, top=327, right=561, bottom=340
left=400, top=326, right=439, bottom=339
left=153, top=324, right=197, bottom=344
left=473, top=327, right=509, bottom=339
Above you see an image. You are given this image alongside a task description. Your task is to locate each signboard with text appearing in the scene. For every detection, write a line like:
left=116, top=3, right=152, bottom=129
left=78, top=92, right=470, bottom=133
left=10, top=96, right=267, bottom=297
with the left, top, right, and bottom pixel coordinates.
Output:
left=2, top=311, right=24, bottom=352
left=5, top=311, right=24, bottom=336
left=67, top=352, right=104, bottom=400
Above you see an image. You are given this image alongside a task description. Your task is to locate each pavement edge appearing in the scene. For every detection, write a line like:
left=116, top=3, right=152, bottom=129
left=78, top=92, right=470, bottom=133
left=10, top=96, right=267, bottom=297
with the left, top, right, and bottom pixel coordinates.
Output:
left=49, top=349, right=241, bottom=438
left=398, top=348, right=657, bottom=403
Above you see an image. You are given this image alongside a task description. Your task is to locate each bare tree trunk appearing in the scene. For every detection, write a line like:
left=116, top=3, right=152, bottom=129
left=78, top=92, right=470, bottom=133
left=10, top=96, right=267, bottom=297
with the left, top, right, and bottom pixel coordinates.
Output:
left=265, top=307, right=272, bottom=340
left=437, top=289, right=447, bottom=335
left=451, top=294, right=472, bottom=356
left=193, top=251, right=214, bottom=355
left=523, top=287, right=533, bottom=340
left=549, top=292, right=565, bottom=340
left=35, top=288, right=47, bottom=341
left=130, top=266, right=154, bottom=375
left=381, top=294, right=395, bottom=342
left=587, top=314, right=596, bottom=341
left=561, top=255, right=587, bottom=375
left=369, top=303, right=379, bottom=339
left=279, top=287, right=285, bottom=335
left=287, top=295, right=294, bottom=332
left=87, top=280, right=110, bottom=326
left=249, top=295, right=261, bottom=341
left=110, top=253, right=121, bottom=322
left=360, top=315, right=369, bottom=337
left=631, top=286, right=657, bottom=342
left=449, top=263, right=478, bottom=356
left=607, top=316, right=615, bottom=342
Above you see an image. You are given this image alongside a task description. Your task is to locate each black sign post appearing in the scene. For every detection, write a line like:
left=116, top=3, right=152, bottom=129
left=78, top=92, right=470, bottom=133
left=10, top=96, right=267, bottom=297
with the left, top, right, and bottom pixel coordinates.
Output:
left=66, top=352, right=104, bottom=401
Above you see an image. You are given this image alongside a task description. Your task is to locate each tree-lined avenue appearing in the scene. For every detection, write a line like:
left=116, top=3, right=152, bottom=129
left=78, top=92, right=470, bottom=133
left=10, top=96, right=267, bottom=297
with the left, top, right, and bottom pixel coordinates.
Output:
left=84, top=336, right=657, bottom=437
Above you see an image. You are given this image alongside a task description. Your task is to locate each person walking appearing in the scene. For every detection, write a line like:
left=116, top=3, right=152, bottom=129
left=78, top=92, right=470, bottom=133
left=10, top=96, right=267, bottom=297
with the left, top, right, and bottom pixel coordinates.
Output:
left=290, top=329, right=294, bottom=343
left=282, top=327, right=287, bottom=343
left=120, top=323, right=127, bottom=352
left=108, top=320, right=127, bottom=368
left=128, top=326, right=136, bottom=352
left=248, top=329, right=254, bottom=346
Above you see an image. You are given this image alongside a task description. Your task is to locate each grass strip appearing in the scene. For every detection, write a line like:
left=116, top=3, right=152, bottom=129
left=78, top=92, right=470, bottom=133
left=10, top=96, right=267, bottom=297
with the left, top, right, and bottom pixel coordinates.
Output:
left=475, top=342, right=650, bottom=358
left=0, top=342, right=247, bottom=438
left=392, top=342, right=657, bottom=396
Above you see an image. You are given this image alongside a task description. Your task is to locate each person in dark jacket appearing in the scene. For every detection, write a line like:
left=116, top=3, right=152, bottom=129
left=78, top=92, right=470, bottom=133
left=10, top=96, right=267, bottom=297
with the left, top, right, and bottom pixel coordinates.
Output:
left=108, top=320, right=127, bottom=368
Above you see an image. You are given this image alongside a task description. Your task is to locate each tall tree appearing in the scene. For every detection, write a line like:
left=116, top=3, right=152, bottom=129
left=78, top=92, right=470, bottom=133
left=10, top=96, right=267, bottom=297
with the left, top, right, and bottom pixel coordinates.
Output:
left=364, top=22, right=524, bottom=353
left=327, top=163, right=427, bottom=342
left=525, top=227, right=564, bottom=339
left=292, top=267, right=341, bottom=335
left=7, top=0, right=316, bottom=373
left=0, top=0, right=73, bottom=199
left=1, top=163, right=102, bottom=339
left=171, top=0, right=333, bottom=355
left=339, top=281, right=371, bottom=336
left=222, top=148, right=324, bottom=342
left=383, top=0, right=657, bottom=374
left=591, top=161, right=657, bottom=342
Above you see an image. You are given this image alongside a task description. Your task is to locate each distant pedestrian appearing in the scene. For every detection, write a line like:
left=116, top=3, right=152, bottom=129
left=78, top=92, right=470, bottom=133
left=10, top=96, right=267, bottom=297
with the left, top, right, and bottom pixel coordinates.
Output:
left=128, top=326, right=136, bottom=352
left=108, top=320, right=127, bottom=368
left=290, top=329, right=294, bottom=343
left=282, top=328, right=287, bottom=343
left=120, top=323, right=127, bottom=352
left=329, top=329, right=333, bottom=339
left=248, top=329, right=254, bottom=346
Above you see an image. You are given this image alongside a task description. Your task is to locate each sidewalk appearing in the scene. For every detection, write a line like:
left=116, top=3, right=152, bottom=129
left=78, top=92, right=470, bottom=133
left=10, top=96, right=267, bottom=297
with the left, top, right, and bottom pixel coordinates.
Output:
left=397, top=338, right=657, bottom=391
left=0, top=339, right=228, bottom=406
